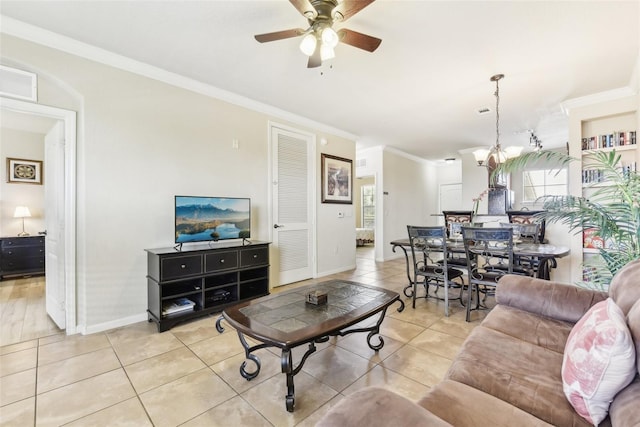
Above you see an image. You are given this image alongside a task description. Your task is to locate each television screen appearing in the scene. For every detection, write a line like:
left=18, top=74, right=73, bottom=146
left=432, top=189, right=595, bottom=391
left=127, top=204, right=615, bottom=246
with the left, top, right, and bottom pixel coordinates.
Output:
left=175, top=196, right=250, bottom=243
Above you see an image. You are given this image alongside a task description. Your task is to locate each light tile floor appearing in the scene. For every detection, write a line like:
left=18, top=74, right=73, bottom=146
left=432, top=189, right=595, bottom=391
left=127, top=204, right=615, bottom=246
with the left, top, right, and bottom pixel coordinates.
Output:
left=0, top=246, right=489, bottom=426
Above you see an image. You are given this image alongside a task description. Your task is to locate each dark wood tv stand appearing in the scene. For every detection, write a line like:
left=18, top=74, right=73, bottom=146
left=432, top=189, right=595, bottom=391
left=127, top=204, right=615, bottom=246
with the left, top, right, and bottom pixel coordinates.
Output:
left=145, top=240, right=270, bottom=332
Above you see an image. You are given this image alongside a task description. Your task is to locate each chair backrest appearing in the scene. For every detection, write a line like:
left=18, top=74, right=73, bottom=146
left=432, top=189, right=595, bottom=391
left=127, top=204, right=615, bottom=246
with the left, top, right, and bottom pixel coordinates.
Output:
left=506, top=210, right=546, bottom=243
left=443, top=211, right=474, bottom=237
left=499, top=222, right=541, bottom=244
left=462, top=226, right=514, bottom=279
left=407, top=225, right=448, bottom=270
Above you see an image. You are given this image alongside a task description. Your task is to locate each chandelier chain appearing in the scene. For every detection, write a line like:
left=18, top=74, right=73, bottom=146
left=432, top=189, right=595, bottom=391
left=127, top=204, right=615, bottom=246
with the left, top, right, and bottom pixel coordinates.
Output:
left=495, top=78, right=500, bottom=150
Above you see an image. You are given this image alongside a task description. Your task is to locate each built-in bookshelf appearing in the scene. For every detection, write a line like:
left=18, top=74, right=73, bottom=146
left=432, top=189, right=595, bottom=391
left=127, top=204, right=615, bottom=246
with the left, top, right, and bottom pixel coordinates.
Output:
left=565, top=93, right=640, bottom=285
left=581, top=130, right=636, bottom=150
left=581, top=145, right=637, bottom=185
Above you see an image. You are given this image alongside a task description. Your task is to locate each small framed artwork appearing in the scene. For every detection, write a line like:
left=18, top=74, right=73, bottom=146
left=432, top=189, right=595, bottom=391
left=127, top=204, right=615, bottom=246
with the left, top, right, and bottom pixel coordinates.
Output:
left=6, top=158, right=43, bottom=185
left=321, top=153, right=352, bottom=204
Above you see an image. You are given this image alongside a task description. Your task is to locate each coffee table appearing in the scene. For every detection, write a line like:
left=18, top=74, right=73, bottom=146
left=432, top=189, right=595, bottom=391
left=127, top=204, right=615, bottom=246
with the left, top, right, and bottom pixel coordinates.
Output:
left=215, top=280, right=404, bottom=412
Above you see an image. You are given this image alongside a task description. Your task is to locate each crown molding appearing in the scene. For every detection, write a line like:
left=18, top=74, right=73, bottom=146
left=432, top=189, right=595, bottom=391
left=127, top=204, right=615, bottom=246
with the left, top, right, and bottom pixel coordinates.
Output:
left=0, top=16, right=358, bottom=141
left=382, top=146, right=433, bottom=165
left=560, top=86, right=637, bottom=114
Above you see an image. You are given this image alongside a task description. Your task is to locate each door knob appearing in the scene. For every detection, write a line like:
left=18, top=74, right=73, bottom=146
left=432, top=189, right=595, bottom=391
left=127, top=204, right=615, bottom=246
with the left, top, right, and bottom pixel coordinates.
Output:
left=274, top=224, right=285, bottom=229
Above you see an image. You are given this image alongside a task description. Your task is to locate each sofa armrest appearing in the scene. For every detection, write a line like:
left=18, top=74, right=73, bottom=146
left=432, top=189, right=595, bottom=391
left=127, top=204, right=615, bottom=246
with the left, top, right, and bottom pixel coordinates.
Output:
left=495, top=274, right=607, bottom=323
left=316, top=387, right=452, bottom=427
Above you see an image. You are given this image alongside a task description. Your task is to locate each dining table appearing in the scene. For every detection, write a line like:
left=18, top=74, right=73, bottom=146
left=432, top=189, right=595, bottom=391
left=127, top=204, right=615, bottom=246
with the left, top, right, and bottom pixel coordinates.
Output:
left=390, top=237, right=570, bottom=298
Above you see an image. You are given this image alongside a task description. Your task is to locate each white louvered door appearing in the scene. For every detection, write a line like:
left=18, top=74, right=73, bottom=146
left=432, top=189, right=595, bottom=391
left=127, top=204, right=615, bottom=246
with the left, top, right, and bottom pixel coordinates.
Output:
left=271, top=125, right=314, bottom=286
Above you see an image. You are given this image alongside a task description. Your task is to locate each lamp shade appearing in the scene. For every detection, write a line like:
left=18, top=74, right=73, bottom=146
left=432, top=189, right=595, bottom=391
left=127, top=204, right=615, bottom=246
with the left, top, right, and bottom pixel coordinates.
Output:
left=14, top=206, right=31, bottom=218
left=473, top=149, right=490, bottom=165
left=504, top=146, right=523, bottom=159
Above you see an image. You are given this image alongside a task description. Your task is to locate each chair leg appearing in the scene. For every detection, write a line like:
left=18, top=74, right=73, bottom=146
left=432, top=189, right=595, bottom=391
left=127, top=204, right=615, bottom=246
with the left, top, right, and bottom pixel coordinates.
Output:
left=466, top=282, right=473, bottom=322
left=458, top=277, right=465, bottom=306
left=444, top=275, right=449, bottom=317
left=412, top=276, right=417, bottom=309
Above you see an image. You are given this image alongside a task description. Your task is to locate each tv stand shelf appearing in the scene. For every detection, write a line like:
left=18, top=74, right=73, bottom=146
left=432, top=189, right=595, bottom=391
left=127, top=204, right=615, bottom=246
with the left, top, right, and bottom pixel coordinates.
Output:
left=145, top=240, right=270, bottom=332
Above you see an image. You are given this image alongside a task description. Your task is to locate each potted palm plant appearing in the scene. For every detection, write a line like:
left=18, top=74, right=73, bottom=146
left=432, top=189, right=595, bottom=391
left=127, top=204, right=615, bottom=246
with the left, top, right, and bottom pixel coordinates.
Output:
left=496, top=149, right=640, bottom=289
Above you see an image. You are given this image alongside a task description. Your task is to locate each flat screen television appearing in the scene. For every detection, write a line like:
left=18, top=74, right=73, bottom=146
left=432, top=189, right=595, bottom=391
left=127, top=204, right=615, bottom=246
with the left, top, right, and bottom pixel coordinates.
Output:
left=175, top=196, right=250, bottom=243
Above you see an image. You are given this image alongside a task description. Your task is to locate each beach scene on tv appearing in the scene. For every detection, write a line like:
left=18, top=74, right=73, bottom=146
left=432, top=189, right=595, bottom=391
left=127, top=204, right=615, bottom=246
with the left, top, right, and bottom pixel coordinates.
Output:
left=175, top=197, right=250, bottom=243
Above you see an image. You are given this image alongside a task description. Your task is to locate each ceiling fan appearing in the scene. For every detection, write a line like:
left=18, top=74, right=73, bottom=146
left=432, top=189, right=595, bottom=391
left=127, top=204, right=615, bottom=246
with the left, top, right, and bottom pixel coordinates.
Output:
left=254, top=0, right=382, bottom=68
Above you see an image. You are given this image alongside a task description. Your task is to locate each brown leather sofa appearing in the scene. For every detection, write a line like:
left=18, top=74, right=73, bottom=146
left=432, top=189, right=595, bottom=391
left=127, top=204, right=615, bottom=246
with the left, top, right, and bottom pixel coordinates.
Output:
left=317, top=259, right=640, bottom=427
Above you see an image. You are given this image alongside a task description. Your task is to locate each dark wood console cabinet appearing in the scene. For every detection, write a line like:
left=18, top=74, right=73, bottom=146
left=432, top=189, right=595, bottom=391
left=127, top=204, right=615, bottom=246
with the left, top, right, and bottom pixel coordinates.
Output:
left=146, top=241, right=270, bottom=332
left=0, top=236, right=45, bottom=280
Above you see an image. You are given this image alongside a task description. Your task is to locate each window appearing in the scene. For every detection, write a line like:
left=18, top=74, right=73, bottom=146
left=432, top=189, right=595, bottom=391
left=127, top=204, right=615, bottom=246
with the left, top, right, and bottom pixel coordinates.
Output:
left=522, top=169, right=568, bottom=202
left=361, top=185, right=375, bottom=228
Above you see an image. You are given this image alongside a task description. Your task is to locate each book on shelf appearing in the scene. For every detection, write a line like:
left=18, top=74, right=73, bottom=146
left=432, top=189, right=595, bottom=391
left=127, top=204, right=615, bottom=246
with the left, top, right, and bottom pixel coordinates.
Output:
left=162, top=297, right=195, bottom=315
left=583, top=228, right=615, bottom=250
left=582, top=130, right=637, bottom=150
left=582, top=162, right=636, bottom=185
left=583, top=228, right=604, bottom=249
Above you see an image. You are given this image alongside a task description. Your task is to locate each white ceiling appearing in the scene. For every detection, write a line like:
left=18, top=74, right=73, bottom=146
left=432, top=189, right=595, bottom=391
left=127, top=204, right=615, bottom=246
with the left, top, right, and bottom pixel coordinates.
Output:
left=1, top=0, right=638, bottom=161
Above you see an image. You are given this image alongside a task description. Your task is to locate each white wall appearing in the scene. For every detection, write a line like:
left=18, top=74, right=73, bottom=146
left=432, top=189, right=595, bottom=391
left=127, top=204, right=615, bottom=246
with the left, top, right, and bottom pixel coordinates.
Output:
left=0, top=127, right=45, bottom=236
left=461, top=151, right=491, bottom=214
left=1, top=34, right=357, bottom=333
left=317, top=142, right=357, bottom=276
left=432, top=160, right=462, bottom=225
left=381, top=149, right=433, bottom=261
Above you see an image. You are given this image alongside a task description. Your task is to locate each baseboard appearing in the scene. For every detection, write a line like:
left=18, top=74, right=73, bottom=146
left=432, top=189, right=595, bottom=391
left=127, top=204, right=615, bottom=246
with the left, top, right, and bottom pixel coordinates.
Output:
left=380, top=252, right=404, bottom=263
left=316, top=264, right=357, bottom=278
left=79, top=312, right=148, bottom=335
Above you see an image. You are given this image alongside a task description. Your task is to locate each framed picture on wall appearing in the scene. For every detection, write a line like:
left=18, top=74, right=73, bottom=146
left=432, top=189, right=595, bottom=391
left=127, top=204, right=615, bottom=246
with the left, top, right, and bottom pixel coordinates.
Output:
left=321, top=153, right=352, bottom=204
left=6, top=158, right=43, bottom=185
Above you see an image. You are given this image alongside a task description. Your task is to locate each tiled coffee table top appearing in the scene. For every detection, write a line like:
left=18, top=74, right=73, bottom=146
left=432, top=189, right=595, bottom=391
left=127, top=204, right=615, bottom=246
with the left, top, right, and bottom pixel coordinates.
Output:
left=239, top=281, right=388, bottom=333
left=222, top=280, right=401, bottom=347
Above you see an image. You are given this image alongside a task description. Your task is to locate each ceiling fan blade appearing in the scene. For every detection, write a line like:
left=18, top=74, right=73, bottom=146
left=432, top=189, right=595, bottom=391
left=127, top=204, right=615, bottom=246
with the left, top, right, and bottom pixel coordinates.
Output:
left=337, top=29, right=382, bottom=52
left=307, top=45, right=322, bottom=68
left=289, top=0, right=318, bottom=19
left=254, top=28, right=305, bottom=43
left=332, top=0, right=375, bottom=21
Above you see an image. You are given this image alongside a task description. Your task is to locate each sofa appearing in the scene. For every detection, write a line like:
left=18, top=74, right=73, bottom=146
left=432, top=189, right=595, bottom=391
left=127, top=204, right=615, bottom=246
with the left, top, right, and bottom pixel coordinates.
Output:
left=317, top=259, right=640, bottom=427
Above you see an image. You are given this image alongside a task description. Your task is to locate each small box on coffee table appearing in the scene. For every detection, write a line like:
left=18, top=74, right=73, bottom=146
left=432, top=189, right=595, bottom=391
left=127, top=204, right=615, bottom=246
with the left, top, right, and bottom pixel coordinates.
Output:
left=306, top=290, right=328, bottom=305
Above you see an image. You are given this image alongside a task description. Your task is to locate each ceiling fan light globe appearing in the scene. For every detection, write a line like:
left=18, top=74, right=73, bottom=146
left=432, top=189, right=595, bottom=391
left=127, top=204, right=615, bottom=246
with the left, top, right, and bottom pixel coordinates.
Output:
left=320, top=44, right=335, bottom=61
left=299, top=34, right=317, bottom=56
left=321, top=27, right=339, bottom=48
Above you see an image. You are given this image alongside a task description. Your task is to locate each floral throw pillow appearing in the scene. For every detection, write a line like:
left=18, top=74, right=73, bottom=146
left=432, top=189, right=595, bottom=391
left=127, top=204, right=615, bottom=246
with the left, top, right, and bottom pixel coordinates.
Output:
left=562, top=298, right=636, bottom=425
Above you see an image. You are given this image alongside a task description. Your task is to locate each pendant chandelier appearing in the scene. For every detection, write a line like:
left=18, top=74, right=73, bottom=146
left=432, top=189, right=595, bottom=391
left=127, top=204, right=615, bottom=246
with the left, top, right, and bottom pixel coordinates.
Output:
left=473, top=74, right=522, bottom=168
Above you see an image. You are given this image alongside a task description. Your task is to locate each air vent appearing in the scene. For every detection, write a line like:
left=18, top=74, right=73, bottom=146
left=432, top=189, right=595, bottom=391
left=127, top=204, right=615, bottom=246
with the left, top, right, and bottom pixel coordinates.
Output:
left=477, top=107, right=491, bottom=115
left=356, top=158, right=367, bottom=168
left=0, top=65, right=37, bottom=102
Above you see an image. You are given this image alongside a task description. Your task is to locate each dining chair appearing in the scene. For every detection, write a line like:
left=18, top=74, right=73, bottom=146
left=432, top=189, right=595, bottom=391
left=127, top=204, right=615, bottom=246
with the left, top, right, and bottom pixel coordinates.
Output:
left=442, top=211, right=476, bottom=269
left=506, top=210, right=546, bottom=243
left=442, top=211, right=474, bottom=238
left=462, top=226, right=518, bottom=322
left=500, top=222, right=542, bottom=274
left=407, top=225, right=465, bottom=316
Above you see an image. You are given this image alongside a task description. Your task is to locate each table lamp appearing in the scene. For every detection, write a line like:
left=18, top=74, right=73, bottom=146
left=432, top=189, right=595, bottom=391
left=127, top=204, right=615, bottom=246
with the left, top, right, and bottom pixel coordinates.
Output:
left=14, top=206, right=31, bottom=236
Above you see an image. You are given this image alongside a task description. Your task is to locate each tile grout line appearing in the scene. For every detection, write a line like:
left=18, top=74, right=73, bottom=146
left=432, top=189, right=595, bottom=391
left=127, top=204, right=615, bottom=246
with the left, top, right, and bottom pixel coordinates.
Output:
left=104, top=331, right=156, bottom=426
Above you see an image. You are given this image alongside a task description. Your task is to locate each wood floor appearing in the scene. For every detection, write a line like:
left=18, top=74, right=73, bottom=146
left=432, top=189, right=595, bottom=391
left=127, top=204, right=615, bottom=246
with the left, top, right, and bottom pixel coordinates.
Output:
left=0, top=276, right=62, bottom=346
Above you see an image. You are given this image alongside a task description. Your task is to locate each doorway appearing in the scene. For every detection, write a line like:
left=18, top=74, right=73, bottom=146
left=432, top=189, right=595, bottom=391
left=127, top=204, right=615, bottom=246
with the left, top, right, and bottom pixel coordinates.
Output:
left=0, top=97, right=77, bottom=338
left=355, top=175, right=375, bottom=260
left=269, top=122, right=316, bottom=286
